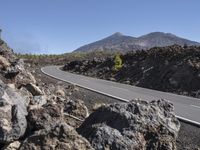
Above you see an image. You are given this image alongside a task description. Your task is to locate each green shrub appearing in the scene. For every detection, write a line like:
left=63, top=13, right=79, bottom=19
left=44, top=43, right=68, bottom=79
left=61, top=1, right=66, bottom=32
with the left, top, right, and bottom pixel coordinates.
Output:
left=114, top=53, right=122, bottom=71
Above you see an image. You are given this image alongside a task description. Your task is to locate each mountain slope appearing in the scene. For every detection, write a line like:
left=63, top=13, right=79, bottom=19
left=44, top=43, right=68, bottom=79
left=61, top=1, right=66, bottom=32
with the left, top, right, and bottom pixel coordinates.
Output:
left=74, top=32, right=200, bottom=52
left=135, top=32, right=200, bottom=48
left=74, top=32, right=143, bottom=52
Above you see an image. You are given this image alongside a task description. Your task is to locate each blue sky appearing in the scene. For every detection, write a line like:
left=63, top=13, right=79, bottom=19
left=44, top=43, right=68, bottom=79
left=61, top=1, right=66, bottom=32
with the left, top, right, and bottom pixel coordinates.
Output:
left=0, top=0, right=200, bottom=54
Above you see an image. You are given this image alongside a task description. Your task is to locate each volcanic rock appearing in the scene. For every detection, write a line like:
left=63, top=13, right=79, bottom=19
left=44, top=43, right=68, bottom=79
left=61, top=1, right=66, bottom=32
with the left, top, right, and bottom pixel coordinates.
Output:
left=0, top=80, right=27, bottom=143
left=30, top=95, right=47, bottom=106
left=64, top=99, right=89, bottom=119
left=14, top=60, right=36, bottom=86
left=19, top=123, right=94, bottom=150
left=27, top=102, right=63, bottom=133
left=55, top=86, right=66, bottom=98
left=24, top=83, right=43, bottom=96
left=63, top=99, right=89, bottom=128
left=0, top=40, right=16, bottom=62
left=19, top=86, right=32, bottom=106
left=2, top=141, right=21, bottom=150
left=0, top=55, right=10, bottom=70
left=64, top=45, right=200, bottom=98
left=78, top=99, right=180, bottom=150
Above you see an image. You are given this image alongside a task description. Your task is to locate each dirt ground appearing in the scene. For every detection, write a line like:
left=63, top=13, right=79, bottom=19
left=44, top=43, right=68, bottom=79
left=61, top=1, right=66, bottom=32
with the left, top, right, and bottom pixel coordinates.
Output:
left=35, top=67, right=200, bottom=150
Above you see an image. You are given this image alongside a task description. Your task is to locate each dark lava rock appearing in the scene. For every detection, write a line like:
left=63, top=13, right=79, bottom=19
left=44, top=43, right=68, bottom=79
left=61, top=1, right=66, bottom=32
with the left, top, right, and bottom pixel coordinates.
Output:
left=0, top=80, right=27, bottom=144
left=64, top=45, right=200, bottom=98
left=24, top=83, right=43, bottom=96
left=64, top=99, right=89, bottom=120
left=19, top=123, right=94, bottom=150
left=78, top=99, right=180, bottom=150
left=27, top=102, right=63, bottom=133
left=0, top=40, right=16, bottom=62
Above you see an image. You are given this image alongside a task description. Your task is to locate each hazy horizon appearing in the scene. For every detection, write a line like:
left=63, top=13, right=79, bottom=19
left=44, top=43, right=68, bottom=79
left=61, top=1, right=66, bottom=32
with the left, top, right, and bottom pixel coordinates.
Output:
left=1, top=0, right=200, bottom=54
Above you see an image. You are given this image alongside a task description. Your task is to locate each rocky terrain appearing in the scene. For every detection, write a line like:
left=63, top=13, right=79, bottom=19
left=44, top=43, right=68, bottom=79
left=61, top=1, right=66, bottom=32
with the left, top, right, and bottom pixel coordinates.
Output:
left=30, top=68, right=200, bottom=150
left=78, top=99, right=180, bottom=150
left=74, top=32, right=200, bottom=52
left=19, top=51, right=113, bottom=67
left=0, top=38, right=199, bottom=150
left=64, top=45, right=200, bottom=98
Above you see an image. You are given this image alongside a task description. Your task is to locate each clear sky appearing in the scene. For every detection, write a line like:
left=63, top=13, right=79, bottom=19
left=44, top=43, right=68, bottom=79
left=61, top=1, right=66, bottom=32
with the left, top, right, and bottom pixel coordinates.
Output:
left=0, top=0, right=200, bottom=54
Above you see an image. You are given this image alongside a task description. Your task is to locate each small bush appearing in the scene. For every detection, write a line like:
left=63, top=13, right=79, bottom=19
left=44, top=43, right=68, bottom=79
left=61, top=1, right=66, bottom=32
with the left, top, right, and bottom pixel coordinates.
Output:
left=113, top=53, right=122, bottom=71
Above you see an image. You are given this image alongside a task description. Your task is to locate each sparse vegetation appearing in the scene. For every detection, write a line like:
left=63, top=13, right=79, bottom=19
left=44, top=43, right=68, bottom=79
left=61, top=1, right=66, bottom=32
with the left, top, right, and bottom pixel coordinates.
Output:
left=16, top=51, right=115, bottom=66
left=113, top=53, right=123, bottom=71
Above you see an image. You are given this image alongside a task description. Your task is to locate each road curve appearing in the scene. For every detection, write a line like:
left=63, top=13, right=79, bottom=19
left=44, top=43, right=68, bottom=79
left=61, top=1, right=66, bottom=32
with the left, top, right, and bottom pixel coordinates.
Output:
left=41, top=66, right=200, bottom=126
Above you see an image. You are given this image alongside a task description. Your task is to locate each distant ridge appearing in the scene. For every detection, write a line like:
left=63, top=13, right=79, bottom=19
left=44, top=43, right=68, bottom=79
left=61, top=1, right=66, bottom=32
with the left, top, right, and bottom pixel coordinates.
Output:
left=74, top=32, right=200, bottom=52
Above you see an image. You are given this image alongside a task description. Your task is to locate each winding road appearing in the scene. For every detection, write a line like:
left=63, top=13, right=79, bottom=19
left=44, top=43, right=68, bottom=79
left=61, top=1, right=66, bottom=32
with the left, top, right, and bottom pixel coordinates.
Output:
left=41, top=66, right=200, bottom=126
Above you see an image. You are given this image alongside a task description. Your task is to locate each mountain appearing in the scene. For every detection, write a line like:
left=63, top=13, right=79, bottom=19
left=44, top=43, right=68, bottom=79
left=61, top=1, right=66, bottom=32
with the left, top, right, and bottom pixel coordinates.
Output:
left=74, top=32, right=200, bottom=52
left=135, top=32, right=200, bottom=48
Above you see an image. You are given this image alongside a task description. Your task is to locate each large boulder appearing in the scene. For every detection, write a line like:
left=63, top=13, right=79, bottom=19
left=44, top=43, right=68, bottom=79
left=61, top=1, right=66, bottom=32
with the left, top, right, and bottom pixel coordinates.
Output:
left=55, top=85, right=66, bottom=98
left=0, top=40, right=15, bottom=62
left=19, top=123, right=94, bottom=150
left=26, top=94, right=90, bottom=130
left=30, top=95, right=47, bottom=106
left=0, top=40, right=18, bottom=82
left=63, top=99, right=89, bottom=128
left=0, top=80, right=27, bottom=144
left=78, top=99, right=180, bottom=150
left=5, top=59, right=36, bottom=86
left=19, top=86, right=32, bottom=106
left=64, top=99, right=89, bottom=120
left=2, top=141, right=21, bottom=150
left=14, top=59, right=36, bottom=86
left=24, top=83, right=43, bottom=96
left=27, top=102, right=63, bottom=133
left=0, top=55, right=10, bottom=70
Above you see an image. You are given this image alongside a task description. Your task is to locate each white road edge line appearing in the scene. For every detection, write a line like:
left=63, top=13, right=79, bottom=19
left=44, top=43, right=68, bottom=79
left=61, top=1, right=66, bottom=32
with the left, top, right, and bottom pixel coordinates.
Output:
left=41, top=67, right=200, bottom=127
left=190, top=105, right=200, bottom=109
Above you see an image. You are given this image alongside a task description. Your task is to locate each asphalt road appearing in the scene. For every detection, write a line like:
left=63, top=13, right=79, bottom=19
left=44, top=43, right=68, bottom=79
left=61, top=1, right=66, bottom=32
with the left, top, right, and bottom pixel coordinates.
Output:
left=41, top=66, right=200, bottom=125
